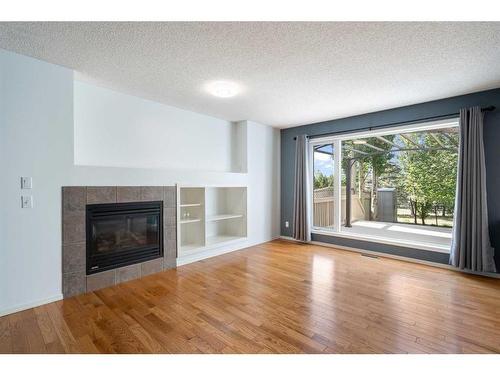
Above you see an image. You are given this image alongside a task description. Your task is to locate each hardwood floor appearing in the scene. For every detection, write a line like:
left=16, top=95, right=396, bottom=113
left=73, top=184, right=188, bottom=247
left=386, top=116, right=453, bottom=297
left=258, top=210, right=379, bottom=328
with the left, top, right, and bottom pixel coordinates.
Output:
left=1, top=240, right=500, bottom=354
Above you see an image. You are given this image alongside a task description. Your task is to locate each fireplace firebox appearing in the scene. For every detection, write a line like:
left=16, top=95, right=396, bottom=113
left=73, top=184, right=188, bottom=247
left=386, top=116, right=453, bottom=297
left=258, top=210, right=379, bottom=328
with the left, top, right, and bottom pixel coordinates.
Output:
left=86, top=201, right=163, bottom=274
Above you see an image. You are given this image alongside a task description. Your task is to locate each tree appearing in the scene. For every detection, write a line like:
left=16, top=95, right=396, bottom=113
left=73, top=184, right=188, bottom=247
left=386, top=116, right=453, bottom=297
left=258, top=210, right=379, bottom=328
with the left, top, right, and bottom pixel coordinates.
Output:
left=313, top=171, right=333, bottom=189
left=397, top=133, right=458, bottom=225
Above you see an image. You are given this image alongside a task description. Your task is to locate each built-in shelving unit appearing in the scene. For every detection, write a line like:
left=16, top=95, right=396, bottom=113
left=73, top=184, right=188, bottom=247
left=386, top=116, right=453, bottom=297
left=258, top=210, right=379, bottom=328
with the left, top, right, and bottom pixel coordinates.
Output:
left=177, top=185, right=247, bottom=263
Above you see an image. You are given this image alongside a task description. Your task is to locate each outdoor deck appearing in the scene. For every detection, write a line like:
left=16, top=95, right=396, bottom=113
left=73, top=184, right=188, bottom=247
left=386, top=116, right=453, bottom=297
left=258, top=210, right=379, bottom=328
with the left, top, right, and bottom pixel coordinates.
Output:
left=342, top=220, right=452, bottom=251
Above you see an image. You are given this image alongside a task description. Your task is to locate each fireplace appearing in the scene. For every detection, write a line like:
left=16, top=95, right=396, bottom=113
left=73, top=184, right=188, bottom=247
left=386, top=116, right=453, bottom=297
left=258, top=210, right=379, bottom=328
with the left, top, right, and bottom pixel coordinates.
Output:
left=86, top=201, right=163, bottom=274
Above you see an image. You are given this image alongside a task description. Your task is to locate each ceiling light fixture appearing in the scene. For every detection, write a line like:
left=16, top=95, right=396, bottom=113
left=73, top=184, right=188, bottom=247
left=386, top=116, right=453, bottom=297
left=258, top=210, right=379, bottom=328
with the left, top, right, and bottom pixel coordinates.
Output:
left=353, top=139, right=367, bottom=145
left=204, top=80, right=241, bottom=98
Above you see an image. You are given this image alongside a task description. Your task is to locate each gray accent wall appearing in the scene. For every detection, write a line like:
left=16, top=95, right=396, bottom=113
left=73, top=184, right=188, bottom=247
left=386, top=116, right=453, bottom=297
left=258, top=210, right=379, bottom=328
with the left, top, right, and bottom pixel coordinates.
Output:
left=280, top=88, right=500, bottom=270
left=311, top=234, right=450, bottom=264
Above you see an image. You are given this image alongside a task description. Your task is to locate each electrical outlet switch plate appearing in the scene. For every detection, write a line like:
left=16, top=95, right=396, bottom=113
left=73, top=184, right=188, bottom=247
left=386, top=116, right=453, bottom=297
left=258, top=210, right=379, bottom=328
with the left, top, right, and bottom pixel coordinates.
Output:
left=21, top=177, right=32, bottom=189
left=285, top=221, right=289, bottom=228
left=21, top=195, right=33, bottom=208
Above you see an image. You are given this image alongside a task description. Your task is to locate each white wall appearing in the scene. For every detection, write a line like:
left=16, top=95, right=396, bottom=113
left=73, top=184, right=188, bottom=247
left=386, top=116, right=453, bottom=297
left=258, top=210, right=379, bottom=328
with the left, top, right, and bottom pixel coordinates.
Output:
left=75, top=81, right=241, bottom=172
left=0, top=49, right=74, bottom=313
left=247, top=121, right=281, bottom=245
left=0, top=49, right=280, bottom=316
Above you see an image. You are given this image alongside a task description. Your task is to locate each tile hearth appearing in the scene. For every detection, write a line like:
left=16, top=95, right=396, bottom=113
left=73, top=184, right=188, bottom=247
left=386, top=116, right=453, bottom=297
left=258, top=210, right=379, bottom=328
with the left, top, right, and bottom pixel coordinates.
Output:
left=62, top=186, right=177, bottom=298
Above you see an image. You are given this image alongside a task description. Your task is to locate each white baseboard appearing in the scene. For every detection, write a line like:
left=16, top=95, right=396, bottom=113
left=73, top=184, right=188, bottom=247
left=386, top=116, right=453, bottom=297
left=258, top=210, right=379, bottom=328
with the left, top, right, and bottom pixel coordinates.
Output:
left=177, top=244, right=245, bottom=266
left=176, top=237, right=271, bottom=266
left=176, top=237, right=247, bottom=266
left=0, top=294, right=63, bottom=318
left=279, top=236, right=500, bottom=279
left=279, top=235, right=296, bottom=242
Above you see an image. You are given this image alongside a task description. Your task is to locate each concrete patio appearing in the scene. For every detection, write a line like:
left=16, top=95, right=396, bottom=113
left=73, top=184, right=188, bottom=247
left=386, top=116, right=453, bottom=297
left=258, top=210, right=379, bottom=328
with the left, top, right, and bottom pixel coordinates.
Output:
left=342, top=220, right=452, bottom=251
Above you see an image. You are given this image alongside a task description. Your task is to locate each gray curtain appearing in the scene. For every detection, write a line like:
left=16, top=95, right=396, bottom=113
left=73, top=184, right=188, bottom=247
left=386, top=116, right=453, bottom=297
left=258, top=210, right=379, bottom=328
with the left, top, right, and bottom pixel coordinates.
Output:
left=450, top=106, right=496, bottom=272
left=293, top=135, right=311, bottom=242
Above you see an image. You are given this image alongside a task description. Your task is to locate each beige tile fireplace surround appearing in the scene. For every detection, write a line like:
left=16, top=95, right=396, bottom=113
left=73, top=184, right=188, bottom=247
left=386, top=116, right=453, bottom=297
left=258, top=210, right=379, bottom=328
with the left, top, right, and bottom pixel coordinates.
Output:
left=62, top=186, right=177, bottom=298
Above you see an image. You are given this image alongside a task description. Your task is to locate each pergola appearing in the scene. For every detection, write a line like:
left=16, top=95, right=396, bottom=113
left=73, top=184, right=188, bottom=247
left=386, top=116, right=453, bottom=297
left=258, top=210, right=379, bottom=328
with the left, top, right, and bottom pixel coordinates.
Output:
left=313, top=128, right=458, bottom=227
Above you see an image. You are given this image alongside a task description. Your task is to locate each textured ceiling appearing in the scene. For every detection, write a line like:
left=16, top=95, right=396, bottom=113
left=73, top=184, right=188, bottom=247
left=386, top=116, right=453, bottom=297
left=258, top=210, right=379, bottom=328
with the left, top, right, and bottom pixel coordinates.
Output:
left=1, top=22, right=500, bottom=128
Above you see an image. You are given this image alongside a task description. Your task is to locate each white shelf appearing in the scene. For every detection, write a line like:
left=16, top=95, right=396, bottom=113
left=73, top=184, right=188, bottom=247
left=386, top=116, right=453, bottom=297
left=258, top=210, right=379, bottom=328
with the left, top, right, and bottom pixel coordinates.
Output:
left=180, top=218, right=201, bottom=224
left=206, top=235, right=246, bottom=246
left=180, top=244, right=204, bottom=253
left=180, top=203, right=202, bottom=207
left=206, top=214, right=243, bottom=222
left=180, top=236, right=245, bottom=255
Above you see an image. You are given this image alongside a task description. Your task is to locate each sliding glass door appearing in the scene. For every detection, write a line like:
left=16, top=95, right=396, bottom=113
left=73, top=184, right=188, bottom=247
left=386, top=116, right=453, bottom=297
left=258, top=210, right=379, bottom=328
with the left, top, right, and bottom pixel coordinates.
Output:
left=312, top=144, right=334, bottom=230
left=309, top=119, right=459, bottom=252
left=311, top=140, right=341, bottom=232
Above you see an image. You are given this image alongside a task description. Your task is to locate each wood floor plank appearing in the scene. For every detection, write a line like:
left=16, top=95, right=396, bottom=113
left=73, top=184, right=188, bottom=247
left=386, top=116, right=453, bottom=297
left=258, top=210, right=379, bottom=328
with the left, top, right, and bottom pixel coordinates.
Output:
left=44, top=301, right=84, bottom=353
left=0, top=316, right=12, bottom=353
left=1, top=239, right=500, bottom=353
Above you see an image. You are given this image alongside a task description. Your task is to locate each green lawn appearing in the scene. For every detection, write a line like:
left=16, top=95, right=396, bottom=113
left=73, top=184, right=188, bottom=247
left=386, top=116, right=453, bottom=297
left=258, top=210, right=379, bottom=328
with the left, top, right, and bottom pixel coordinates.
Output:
left=396, top=212, right=453, bottom=228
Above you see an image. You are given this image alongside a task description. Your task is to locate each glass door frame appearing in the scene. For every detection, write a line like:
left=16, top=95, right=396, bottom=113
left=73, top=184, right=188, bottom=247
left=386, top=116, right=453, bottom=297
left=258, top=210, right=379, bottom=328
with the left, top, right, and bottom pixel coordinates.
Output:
left=309, top=138, right=342, bottom=232
left=308, top=117, right=460, bottom=244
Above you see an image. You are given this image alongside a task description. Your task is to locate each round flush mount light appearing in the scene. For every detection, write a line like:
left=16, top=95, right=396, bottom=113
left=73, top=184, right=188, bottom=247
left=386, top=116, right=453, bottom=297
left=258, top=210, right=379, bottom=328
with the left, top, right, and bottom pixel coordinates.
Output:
left=204, top=80, right=241, bottom=98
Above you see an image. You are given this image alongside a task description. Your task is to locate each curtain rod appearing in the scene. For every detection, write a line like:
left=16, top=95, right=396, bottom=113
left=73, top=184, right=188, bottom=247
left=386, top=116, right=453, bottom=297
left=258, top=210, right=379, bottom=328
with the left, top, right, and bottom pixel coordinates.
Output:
left=293, top=106, right=496, bottom=140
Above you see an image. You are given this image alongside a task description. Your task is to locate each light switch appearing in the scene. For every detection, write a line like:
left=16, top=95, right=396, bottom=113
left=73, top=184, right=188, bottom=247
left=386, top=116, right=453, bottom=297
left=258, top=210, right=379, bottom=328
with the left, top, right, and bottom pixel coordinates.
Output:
left=21, top=177, right=32, bottom=189
left=285, top=221, right=289, bottom=228
left=21, top=195, right=33, bottom=208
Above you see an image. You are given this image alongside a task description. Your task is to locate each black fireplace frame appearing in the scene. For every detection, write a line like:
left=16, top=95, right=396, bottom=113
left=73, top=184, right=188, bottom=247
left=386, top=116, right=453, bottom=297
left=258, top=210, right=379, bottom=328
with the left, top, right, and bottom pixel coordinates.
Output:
left=86, top=201, right=163, bottom=275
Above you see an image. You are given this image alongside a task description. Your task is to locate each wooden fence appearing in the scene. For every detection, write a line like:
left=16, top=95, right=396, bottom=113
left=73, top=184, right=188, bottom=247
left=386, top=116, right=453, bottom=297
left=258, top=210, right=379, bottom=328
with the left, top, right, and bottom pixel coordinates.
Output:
left=313, top=187, right=335, bottom=228
left=313, top=187, right=370, bottom=228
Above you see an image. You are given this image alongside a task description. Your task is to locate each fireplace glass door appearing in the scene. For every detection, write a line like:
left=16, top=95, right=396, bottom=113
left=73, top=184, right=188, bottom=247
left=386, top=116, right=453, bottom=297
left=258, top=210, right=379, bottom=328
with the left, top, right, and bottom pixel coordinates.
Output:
left=93, top=215, right=158, bottom=253
left=86, top=201, right=163, bottom=274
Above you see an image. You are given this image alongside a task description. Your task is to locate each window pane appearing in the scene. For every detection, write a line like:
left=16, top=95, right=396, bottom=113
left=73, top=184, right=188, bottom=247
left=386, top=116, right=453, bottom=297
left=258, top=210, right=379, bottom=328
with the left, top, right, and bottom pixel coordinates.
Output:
left=340, top=127, right=458, bottom=250
left=313, top=143, right=334, bottom=229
